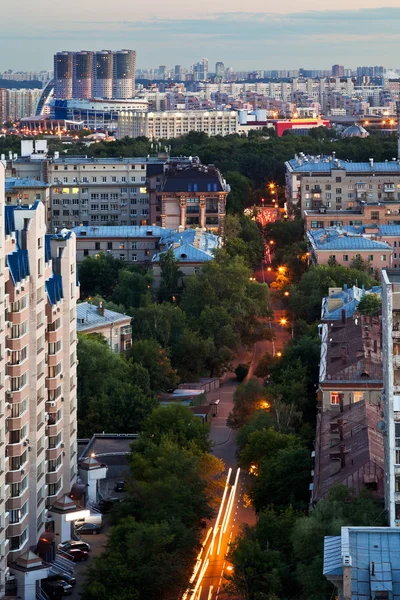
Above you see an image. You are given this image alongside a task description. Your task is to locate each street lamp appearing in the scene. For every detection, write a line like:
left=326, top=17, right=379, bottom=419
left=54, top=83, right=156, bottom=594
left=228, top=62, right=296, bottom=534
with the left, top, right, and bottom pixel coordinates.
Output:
left=278, top=266, right=286, bottom=274
left=284, top=291, right=290, bottom=297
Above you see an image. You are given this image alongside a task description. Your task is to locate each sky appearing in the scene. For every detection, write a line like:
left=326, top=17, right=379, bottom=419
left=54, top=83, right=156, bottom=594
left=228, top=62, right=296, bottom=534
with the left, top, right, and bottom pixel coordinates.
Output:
left=2, top=1, right=400, bottom=71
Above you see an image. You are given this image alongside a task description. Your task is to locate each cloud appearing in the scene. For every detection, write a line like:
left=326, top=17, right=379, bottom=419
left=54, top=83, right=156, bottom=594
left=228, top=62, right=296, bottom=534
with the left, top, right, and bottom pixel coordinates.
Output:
left=1, top=6, right=400, bottom=69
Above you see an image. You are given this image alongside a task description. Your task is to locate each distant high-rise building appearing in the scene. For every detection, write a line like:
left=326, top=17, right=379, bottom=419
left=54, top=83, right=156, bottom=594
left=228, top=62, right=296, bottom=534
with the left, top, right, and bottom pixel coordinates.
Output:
left=113, top=50, right=136, bottom=98
left=215, top=62, right=225, bottom=79
left=54, top=51, right=73, bottom=99
left=174, top=65, right=184, bottom=81
left=158, top=66, right=167, bottom=80
left=94, top=50, right=113, bottom=98
left=73, top=51, right=93, bottom=99
left=332, top=64, right=345, bottom=77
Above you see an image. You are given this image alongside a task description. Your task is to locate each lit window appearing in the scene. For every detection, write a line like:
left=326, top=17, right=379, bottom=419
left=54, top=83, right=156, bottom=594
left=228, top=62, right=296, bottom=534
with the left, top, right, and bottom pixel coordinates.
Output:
left=353, top=392, right=363, bottom=403
left=330, top=391, right=341, bottom=405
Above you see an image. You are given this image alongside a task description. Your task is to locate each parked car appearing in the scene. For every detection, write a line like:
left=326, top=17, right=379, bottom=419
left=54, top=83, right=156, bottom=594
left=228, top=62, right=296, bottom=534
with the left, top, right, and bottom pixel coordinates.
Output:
left=74, top=514, right=102, bottom=528
left=58, top=540, right=91, bottom=553
left=97, top=497, right=120, bottom=513
left=114, top=480, right=126, bottom=492
left=75, top=522, right=102, bottom=535
left=42, top=579, right=73, bottom=597
left=63, top=548, right=89, bottom=562
left=48, top=572, right=77, bottom=586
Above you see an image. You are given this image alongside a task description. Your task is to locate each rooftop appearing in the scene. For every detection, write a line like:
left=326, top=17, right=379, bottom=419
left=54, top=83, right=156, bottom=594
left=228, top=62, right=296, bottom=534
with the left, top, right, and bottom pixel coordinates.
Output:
left=321, top=285, right=382, bottom=321
left=77, top=302, right=131, bottom=332
left=162, top=165, right=226, bottom=193
left=319, top=315, right=383, bottom=383
left=324, top=527, right=400, bottom=598
left=72, top=225, right=166, bottom=238
left=153, top=243, right=214, bottom=263
left=307, top=227, right=392, bottom=251
left=312, top=400, right=384, bottom=503
left=286, top=154, right=400, bottom=174
left=5, top=177, right=49, bottom=190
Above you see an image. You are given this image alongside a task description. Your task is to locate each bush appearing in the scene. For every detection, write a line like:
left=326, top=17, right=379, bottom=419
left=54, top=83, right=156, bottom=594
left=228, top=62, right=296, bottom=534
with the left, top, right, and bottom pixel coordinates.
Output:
left=235, top=363, right=249, bottom=382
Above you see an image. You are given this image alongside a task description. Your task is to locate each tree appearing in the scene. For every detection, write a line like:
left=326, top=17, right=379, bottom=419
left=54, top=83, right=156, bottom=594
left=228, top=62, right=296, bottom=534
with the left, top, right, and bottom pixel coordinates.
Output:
left=225, top=171, right=253, bottom=213
left=158, top=249, right=183, bottom=303
left=133, top=303, right=187, bottom=348
left=254, top=351, right=276, bottom=379
left=78, top=253, right=124, bottom=298
left=112, top=268, right=153, bottom=310
left=129, top=339, right=179, bottom=393
left=357, top=293, right=382, bottom=316
left=171, top=328, right=211, bottom=381
left=350, top=253, right=371, bottom=272
left=227, top=379, right=264, bottom=429
left=235, top=363, right=249, bottom=382
left=141, top=404, right=212, bottom=453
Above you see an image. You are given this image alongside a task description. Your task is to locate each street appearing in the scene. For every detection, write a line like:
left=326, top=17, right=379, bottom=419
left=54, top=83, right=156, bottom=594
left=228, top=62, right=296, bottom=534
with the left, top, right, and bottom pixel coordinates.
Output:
left=187, top=266, right=290, bottom=600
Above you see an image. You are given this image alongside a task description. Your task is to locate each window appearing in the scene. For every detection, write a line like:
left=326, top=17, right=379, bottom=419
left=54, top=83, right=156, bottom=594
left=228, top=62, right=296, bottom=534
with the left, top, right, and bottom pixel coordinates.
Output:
left=132, top=254, right=137, bottom=262
left=368, top=255, right=373, bottom=261
left=119, top=254, right=125, bottom=260
left=343, top=255, right=349, bottom=262
left=95, top=242, right=100, bottom=250
left=336, top=177, right=342, bottom=183
left=336, top=188, right=342, bottom=194
left=395, top=423, right=400, bottom=448
left=131, top=242, right=137, bottom=249
left=330, top=391, right=340, bottom=405
left=83, top=249, right=89, bottom=257
left=382, top=255, right=387, bottom=261
left=353, top=392, right=363, bottom=403
left=92, top=177, right=97, bottom=183
left=325, top=184, right=331, bottom=190
left=107, top=242, right=112, bottom=250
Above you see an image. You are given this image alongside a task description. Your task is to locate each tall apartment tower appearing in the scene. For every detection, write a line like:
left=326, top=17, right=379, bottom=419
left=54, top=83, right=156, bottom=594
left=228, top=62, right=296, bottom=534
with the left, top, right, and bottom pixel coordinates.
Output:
left=382, top=269, right=400, bottom=527
left=73, top=51, right=94, bottom=99
left=332, top=64, right=345, bottom=77
left=93, top=50, right=114, bottom=99
left=215, top=61, right=225, bottom=79
left=0, top=164, right=79, bottom=595
left=113, top=50, right=136, bottom=98
left=54, top=52, right=73, bottom=99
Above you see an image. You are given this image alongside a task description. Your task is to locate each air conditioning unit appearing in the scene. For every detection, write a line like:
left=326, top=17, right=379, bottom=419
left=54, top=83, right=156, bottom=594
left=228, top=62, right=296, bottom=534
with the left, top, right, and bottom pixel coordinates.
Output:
left=5, top=390, right=13, bottom=399
left=21, top=469, right=24, bottom=475
left=342, top=555, right=352, bottom=566
left=23, top=440, right=28, bottom=447
left=60, top=374, right=63, bottom=379
left=61, top=443, right=65, bottom=448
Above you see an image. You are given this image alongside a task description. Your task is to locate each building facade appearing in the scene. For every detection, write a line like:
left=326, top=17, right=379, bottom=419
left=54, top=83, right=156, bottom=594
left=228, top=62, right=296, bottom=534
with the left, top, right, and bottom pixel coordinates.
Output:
left=286, top=155, right=400, bottom=216
left=117, top=109, right=239, bottom=140
left=0, top=164, right=78, bottom=594
left=76, top=302, right=132, bottom=352
left=382, top=269, right=400, bottom=526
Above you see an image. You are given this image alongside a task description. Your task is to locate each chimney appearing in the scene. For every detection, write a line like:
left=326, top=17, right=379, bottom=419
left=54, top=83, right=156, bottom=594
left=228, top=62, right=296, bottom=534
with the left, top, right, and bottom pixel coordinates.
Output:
left=97, top=301, right=105, bottom=317
left=339, top=393, right=344, bottom=413
left=341, top=308, right=346, bottom=324
left=369, top=158, right=374, bottom=168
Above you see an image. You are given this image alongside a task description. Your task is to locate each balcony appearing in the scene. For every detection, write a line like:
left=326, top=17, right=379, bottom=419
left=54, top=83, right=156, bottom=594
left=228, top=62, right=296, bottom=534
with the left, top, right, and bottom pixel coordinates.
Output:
left=6, top=468, right=26, bottom=484
left=7, top=411, right=29, bottom=432
left=6, top=361, right=28, bottom=378
left=46, top=329, right=62, bottom=344
left=6, top=487, right=29, bottom=510
left=6, top=333, right=28, bottom=352
left=46, top=373, right=63, bottom=390
left=46, top=419, right=63, bottom=437
left=47, top=352, right=62, bottom=367
left=46, top=470, right=62, bottom=485
left=7, top=309, right=28, bottom=325
left=120, top=326, right=132, bottom=342
left=6, top=440, right=29, bottom=458
left=46, top=444, right=63, bottom=461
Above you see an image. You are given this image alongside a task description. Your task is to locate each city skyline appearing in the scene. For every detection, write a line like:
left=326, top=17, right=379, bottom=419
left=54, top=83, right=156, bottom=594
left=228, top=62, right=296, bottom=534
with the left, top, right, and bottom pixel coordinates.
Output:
left=1, top=5, right=400, bottom=71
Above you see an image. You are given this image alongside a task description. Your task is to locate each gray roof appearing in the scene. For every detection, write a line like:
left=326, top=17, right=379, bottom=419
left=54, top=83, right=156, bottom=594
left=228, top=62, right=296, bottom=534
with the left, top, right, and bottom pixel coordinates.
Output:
left=72, top=225, right=166, bottom=238
left=152, top=243, right=214, bottom=263
left=76, top=302, right=130, bottom=331
left=286, top=155, right=400, bottom=174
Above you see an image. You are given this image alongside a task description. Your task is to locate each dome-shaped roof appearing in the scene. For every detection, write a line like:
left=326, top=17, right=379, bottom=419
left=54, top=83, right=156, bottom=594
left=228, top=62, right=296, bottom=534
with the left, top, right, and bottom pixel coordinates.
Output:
left=342, top=124, right=369, bottom=138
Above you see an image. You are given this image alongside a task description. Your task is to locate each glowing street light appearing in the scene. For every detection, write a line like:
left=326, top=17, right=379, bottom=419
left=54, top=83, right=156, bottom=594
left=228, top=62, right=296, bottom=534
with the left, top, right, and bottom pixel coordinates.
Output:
left=276, top=351, right=282, bottom=358
left=280, top=318, right=288, bottom=326
left=284, top=291, right=290, bottom=297
left=278, top=266, right=286, bottom=274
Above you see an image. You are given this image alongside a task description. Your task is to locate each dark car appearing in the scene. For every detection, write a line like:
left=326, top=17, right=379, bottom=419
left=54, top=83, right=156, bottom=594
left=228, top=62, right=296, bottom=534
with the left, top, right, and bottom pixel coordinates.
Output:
left=63, top=548, right=89, bottom=562
left=98, top=497, right=120, bottom=513
left=48, top=573, right=77, bottom=586
left=114, top=480, right=126, bottom=492
left=75, top=522, right=102, bottom=535
left=42, top=579, right=73, bottom=597
left=58, top=540, right=91, bottom=553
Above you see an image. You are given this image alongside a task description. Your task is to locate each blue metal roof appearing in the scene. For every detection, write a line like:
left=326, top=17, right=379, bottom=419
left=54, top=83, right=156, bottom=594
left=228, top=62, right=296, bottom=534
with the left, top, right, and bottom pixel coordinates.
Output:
left=5, top=177, right=48, bottom=190
left=46, top=275, right=63, bottom=306
left=152, top=243, right=214, bottom=263
left=45, top=235, right=52, bottom=263
left=5, top=206, right=15, bottom=237
left=378, top=225, right=400, bottom=236
left=72, top=225, right=166, bottom=238
left=159, top=229, right=221, bottom=253
left=323, top=536, right=342, bottom=576
left=308, top=228, right=392, bottom=251
left=287, top=155, right=400, bottom=174
left=7, top=248, right=30, bottom=285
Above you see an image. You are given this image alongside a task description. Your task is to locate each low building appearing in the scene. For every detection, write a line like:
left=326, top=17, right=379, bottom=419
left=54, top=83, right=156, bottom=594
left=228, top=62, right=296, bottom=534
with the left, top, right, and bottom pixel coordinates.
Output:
left=307, top=227, right=393, bottom=270
left=324, top=527, right=400, bottom=600
left=304, top=203, right=400, bottom=232
left=312, top=400, right=385, bottom=503
left=321, top=285, right=382, bottom=321
left=318, top=314, right=383, bottom=413
left=5, top=177, right=50, bottom=223
left=76, top=302, right=132, bottom=352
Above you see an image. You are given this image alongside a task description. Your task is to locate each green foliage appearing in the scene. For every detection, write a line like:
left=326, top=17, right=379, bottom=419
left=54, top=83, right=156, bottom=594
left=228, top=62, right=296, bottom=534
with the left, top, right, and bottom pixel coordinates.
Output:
left=129, top=339, right=179, bottom=393
left=227, top=379, right=264, bottom=429
left=357, top=293, right=382, bottom=316
left=235, top=363, right=249, bottom=382
left=112, top=268, right=153, bottom=309
left=350, top=253, right=371, bottom=272
left=263, top=219, right=304, bottom=248
left=78, top=252, right=125, bottom=298
left=77, top=334, right=157, bottom=436
left=157, top=248, right=184, bottom=303
left=225, top=171, right=253, bottom=213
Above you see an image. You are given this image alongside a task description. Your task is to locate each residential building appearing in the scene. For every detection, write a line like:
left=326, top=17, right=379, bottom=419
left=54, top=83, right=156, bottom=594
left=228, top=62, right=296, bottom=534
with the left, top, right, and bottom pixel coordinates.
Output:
left=304, top=203, right=400, bottom=231
left=117, top=109, right=239, bottom=140
left=157, top=162, right=229, bottom=235
left=53, top=49, right=136, bottom=100
left=76, top=302, right=132, bottom=352
left=72, top=224, right=221, bottom=266
left=5, top=178, right=50, bottom=223
left=312, top=400, right=385, bottom=503
left=321, top=284, right=382, bottom=321
left=324, top=527, right=400, bottom=600
left=0, top=88, right=42, bottom=121
left=381, top=269, right=400, bottom=526
left=307, top=227, right=393, bottom=270
left=0, top=164, right=79, bottom=595
left=286, top=154, right=400, bottom=215
left=332, top=64, right=345, bottom=77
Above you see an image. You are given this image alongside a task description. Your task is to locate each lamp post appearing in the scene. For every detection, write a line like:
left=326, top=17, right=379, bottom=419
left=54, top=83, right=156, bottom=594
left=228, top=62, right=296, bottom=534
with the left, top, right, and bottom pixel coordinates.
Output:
left=280, top=317, right=294, bottom=339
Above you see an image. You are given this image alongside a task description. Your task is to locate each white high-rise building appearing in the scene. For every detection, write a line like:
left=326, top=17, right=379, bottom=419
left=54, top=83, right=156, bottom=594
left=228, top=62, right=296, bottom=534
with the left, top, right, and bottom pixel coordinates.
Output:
left=0, top=164, right=79, bottom=596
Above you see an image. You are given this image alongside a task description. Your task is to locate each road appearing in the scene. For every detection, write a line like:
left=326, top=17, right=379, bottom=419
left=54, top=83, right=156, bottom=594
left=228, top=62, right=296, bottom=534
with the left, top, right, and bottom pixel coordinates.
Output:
left=186, top=266, right=290, bottom=600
